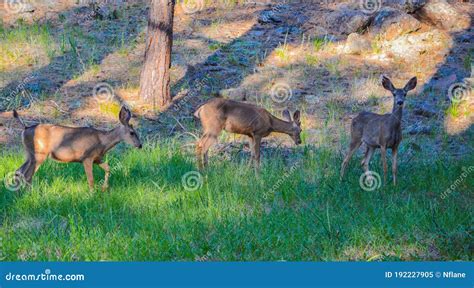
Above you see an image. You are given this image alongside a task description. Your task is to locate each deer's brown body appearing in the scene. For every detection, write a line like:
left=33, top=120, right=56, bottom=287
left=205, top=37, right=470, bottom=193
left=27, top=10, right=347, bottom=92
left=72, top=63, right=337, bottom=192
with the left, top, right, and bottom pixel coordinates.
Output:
left=194, top=98, right=302, bottom=169
left=13, top=107, right=142, bottom=190
left=340, top=76, right=417, bottom=185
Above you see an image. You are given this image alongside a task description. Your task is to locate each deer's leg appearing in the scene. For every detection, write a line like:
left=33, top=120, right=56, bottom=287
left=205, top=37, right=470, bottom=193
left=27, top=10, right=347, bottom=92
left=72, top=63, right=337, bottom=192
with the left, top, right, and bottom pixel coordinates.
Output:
left=361, top=146, right=369, bottom=166
left=33, top=153, right=47, bottom=173
left=340, top=140, right=361, bottom=180
left=21, top=153, right=47, bottom=185
left=83, top=159, right=94, bottom=190
left=16, top=156, right=34, bottom=184
left=197, top=133, right=218, bottom=169
left=203, top=135, right=217, bottom=168
left=99, top=162, right=110, bottom=191
left=15, top=161, right=33, bottom=188
left=20, top=152, right=46, bottom=185
left=17, top=157, right=31, bottom=176
left=196, top=137, right=204, bottom=170
left=362, top=146, right=375, bottom=173
left=248, top=136, right=255, bottom=166
left=380, top=146, right=388, bottom=184
left=392, top=146, right=398, bottom=185
left=253, top=136, right=262, bottom=168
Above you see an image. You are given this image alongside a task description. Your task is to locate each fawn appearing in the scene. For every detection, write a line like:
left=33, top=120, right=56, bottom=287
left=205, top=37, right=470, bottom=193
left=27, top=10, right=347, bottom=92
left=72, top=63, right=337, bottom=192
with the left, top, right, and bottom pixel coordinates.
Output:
left=340, top=76, right=417, bottom=185
left=12, top=106, right=142, bottom=191
left=194, top=98, right=302, bottom=169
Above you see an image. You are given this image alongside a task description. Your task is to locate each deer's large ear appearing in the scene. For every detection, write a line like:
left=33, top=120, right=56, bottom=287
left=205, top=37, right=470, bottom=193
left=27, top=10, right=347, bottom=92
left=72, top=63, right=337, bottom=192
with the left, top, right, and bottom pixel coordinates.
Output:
left=404, top=77, right=417, bottom=92
left=381, top=75, right=395, bottom=92
left=119, top=106, right=131, bottom=125
left=293, top=110, right=301, bottom=125
left=282, top=109, right=292, bottom=122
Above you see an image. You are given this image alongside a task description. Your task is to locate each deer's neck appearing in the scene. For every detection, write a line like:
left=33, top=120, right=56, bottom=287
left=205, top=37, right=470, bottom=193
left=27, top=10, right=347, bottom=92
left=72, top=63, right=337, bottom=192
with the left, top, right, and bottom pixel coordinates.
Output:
left=102, top=127, right=123, bottom=153
left=270, top=116, right=294, bottom=135
left=391, top=104, right=403, bottom=125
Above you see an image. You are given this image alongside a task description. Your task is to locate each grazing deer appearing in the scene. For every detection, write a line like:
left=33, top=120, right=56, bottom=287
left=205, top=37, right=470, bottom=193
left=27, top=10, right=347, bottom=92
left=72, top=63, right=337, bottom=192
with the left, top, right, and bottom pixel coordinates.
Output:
left=340, top=76, right=417, bottom=185
left=12, top=106, right=142, bottom=191
left=194, top=98, right=302, bottom=169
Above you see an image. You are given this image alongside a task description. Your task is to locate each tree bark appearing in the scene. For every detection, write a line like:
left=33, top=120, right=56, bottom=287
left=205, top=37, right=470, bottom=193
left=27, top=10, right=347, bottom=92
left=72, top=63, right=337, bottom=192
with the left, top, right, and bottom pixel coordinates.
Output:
left=140, top=0, right=176, bottom=108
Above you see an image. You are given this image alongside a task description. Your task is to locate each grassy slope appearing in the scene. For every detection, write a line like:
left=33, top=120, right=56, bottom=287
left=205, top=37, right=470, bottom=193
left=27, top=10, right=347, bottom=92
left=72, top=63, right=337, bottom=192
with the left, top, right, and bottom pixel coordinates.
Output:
left=1, top=140, right=472, bottom=261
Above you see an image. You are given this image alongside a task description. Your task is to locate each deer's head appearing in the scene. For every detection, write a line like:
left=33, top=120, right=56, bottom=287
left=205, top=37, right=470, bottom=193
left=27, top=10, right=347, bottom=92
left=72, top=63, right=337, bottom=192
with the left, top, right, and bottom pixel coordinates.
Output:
left=118, top=106, right=142, bottom=149
left=283, top=109, right=302, bottom=145
left=382, top=76, right=417, bottom=107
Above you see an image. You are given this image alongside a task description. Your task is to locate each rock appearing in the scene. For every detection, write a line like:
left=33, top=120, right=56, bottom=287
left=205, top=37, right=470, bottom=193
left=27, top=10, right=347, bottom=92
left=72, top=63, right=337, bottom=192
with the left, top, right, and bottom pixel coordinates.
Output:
left=413, top=103, right=437, bottom=117
left=275, top=26, right=301, bottom=35
left=219, top=88, right=247, bottom=101
left=370, top=7, right=421, bottom=40
left=69, top=100, right=82, bottom=110
left=324, top=5, right=371, bottom=35
left=383, top=31, right=444, bottom=60
left=197, top=19, right=212, bottom=26
left=249, top=29, right=265, bottom=37
left=426, top=72, right=457, bottom=92
left=343, top=33, right=371, bottom=55
left=416, top=0, right=470, bottom=31
left=205, top=66, right=225, bottom=72
left=408, top=124, right=433, bottom=135
left=459, top=34, right=471, bottom=43
left=386, top=0, right=427, bottom=13
left=258, top=10, right=283, bottom=24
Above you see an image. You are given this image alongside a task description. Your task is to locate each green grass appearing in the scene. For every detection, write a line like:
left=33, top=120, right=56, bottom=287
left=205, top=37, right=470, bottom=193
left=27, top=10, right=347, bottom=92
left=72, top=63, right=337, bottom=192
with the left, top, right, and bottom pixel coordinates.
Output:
left=0, top=21, right=57, bottom=70
left=446, top=103, right=461, bottom=118
left=275, top=44, right=290, bottom=62
left=1, top=139, right=472, bottom=261
left=312, top=37, right=326, bottom=52
left=305, top=54, right=319, bottom=66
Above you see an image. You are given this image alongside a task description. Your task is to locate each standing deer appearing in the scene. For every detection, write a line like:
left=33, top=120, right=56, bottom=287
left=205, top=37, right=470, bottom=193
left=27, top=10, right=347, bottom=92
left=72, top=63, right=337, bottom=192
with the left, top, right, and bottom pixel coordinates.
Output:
left=12, top=106, right=142, bottom=191
left=194, top=98, right=302, bottom=169
left=340, top=76, right=417, bottom=185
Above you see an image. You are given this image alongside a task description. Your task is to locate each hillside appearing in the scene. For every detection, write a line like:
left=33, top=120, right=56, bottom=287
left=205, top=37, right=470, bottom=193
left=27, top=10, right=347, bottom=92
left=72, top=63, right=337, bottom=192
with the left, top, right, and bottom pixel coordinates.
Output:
left=0, top=0, right=472, bottom=261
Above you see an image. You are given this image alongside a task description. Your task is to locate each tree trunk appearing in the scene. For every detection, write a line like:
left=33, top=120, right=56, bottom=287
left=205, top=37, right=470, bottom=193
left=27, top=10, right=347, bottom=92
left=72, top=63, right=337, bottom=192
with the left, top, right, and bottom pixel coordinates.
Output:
left=140, top=0, right=176, bottom=108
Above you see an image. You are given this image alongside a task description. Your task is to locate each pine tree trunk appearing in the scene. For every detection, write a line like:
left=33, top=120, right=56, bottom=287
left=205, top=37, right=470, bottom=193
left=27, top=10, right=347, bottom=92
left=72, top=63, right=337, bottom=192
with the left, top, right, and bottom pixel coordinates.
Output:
left=139, top=0, right=176, bottom=108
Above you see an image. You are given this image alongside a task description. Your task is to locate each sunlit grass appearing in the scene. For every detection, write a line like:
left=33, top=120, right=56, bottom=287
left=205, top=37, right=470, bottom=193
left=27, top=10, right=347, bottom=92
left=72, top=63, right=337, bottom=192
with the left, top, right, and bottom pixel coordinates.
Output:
left=1, top=139, right=472, bottom=261
left=0, top=21, right=57, bottom=72
left=275, top=44, right=290, bottom=62
left=446, top=102, right=462, bottom=118
left=313, top=37, right=326, bottom=52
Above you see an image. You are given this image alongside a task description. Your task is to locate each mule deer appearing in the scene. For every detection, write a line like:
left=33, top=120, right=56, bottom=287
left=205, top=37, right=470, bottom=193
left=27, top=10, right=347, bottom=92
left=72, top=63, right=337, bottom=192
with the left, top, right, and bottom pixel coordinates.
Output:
left=194, top=98, right=302, bottom=169
left=340, top=76, right=417, bottom=185
left=12, top=106, right=142, bottom=191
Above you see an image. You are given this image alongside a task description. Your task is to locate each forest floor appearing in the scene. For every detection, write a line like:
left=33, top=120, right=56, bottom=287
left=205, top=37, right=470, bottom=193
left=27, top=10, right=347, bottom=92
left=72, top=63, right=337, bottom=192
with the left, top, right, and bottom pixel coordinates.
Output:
left=0, top=0, right=473, bottom=261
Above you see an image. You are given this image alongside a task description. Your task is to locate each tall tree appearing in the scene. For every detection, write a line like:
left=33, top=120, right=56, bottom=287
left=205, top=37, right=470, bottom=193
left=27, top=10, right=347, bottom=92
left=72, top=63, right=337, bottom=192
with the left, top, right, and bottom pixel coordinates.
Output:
left=140, top=0, right=176, bottom=108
